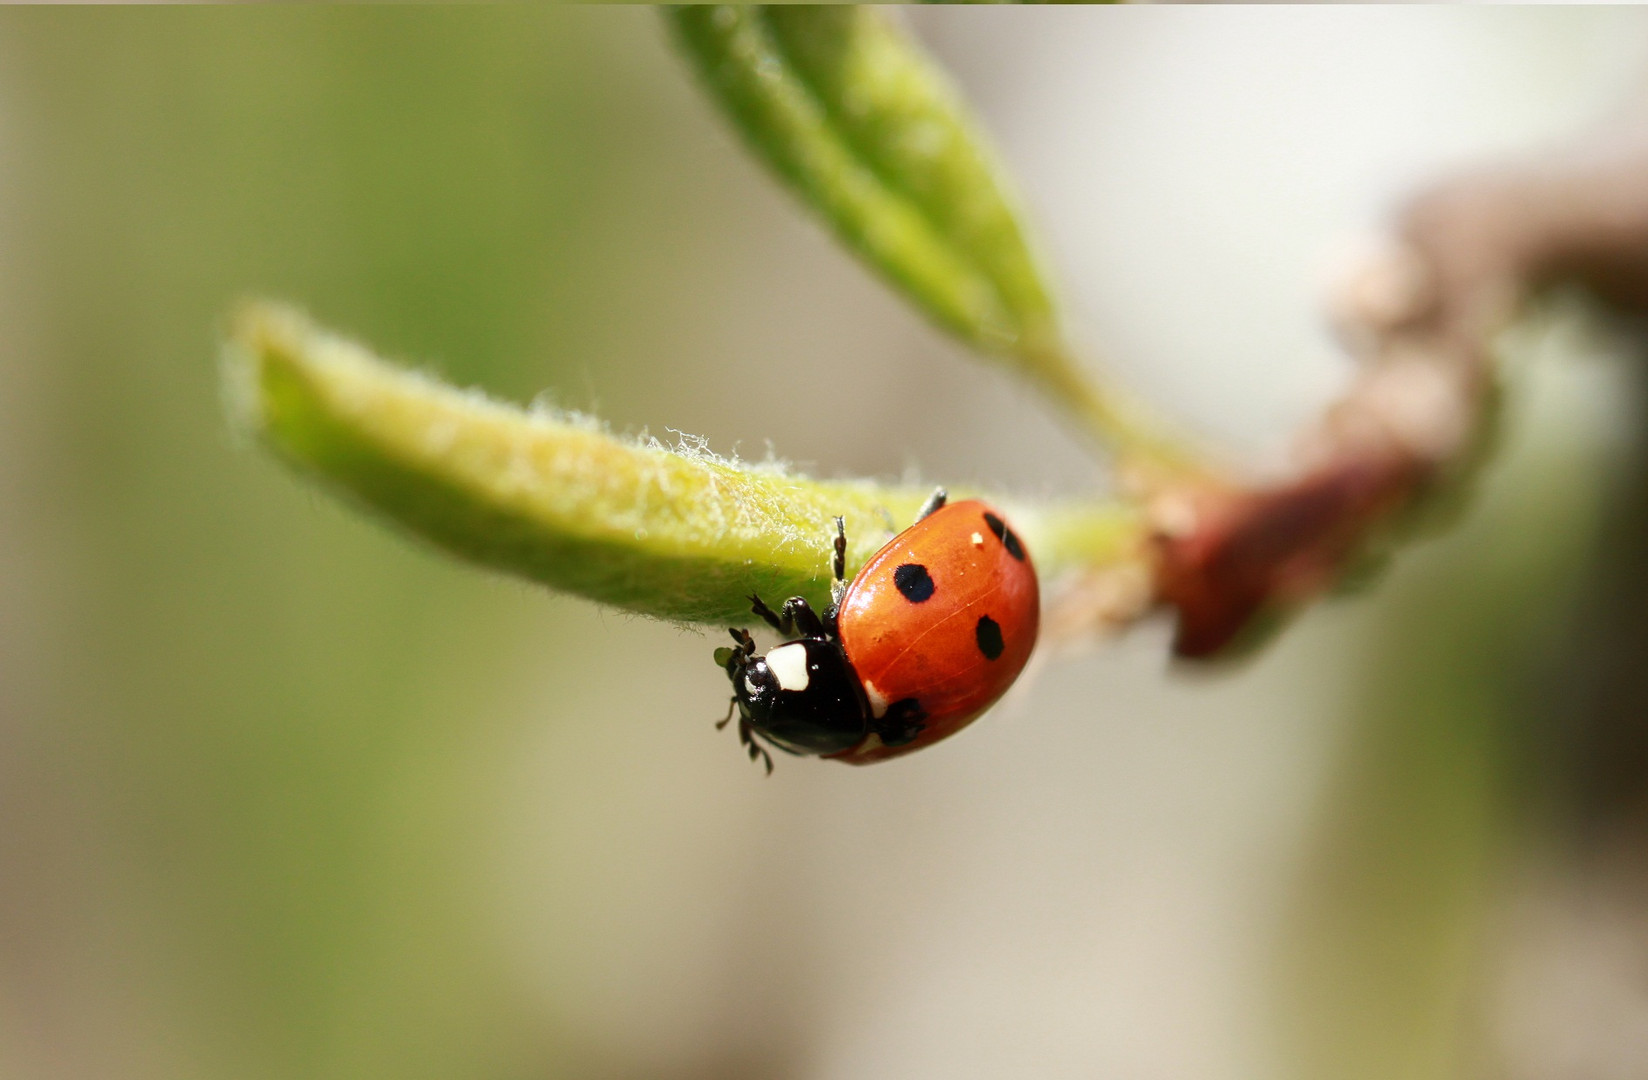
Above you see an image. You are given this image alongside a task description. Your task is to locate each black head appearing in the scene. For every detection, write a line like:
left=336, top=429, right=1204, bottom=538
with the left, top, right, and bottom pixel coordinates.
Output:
left=719, top=637, right=869, bottom=758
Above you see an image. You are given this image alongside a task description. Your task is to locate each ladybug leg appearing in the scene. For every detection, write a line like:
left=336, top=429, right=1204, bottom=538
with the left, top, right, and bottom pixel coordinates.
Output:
left=915, top=487, right=948, bottom=523
left=784, top=597, right=826, bottom=637
left=717, top=700, right=774, bottom=774
left=738, top=716, right=774, bottom=775
left=749, top=594, right=826, bottom=638
left=749, top=593, right=790, bottom=634
left=830, top=516, right=849, bottom=608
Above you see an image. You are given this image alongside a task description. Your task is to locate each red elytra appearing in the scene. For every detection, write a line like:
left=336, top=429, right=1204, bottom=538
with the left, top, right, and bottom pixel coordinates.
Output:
left=828, top=499, right=1040, bottom=764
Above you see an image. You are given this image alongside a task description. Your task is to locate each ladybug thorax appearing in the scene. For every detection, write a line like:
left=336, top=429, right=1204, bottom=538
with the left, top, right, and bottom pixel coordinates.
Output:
left=762, top=643, right=812, bottom=694
left=734, top=637, right=868, bottom=757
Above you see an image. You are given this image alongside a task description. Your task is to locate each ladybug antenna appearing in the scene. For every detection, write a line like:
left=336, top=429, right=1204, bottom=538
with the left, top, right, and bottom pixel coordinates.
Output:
left=728, top=627, right=757, bottom=656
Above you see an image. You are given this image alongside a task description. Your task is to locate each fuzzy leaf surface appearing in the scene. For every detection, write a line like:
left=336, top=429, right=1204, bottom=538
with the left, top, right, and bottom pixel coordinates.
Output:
left=226, top=304, right=1143, bottom=625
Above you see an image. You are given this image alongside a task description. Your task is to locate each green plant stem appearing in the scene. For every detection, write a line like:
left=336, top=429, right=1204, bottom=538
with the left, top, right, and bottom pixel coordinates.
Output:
left=667, top=6, right=1199, bottom=477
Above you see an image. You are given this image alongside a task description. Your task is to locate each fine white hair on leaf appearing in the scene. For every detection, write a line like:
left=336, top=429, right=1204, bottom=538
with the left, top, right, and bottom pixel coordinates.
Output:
left=226, top=301, right=1145, bottom=627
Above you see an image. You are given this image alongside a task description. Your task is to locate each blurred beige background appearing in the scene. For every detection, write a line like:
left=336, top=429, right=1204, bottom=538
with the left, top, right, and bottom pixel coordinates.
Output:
left=2, top=8, right=1647, bottom=1079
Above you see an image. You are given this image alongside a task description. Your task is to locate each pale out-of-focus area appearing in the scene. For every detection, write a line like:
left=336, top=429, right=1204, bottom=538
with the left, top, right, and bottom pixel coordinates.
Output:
left=4, top=8, right=1648, bottom=1079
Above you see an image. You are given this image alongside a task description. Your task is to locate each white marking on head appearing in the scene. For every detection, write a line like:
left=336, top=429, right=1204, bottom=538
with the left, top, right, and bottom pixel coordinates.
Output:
left=863, top=679, right=889, bottom=718
left=744, top=673, right=761, bottom=697
left=970, top=531, right=985, bottom=546
left=766, top=643, right=811, bottom=693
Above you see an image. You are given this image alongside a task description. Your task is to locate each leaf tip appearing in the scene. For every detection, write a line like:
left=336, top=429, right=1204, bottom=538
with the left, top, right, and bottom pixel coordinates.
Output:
left=219, top=299, right=314, bottom=440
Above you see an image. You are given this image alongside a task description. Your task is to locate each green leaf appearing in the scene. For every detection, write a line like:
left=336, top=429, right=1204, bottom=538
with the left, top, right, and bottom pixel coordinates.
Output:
left=667, top=7, right=1179, bottom=470
left=225, top=303, right=1144, bottom=626
left=670, top=6, right=1049, bottom=350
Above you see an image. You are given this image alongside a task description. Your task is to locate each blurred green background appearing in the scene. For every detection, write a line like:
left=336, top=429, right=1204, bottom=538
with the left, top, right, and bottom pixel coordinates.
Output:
left=0, top=10, right=760, bottom=1078
left=3, top=8, right=1648, bottom=1080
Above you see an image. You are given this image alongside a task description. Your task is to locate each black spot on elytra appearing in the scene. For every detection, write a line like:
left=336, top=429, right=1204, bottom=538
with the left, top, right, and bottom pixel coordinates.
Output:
left=975, top=615, right=1005, bottom=660
left=983, top=512, right=1025, bottom=561
left=878, top=699, right=926, bottom=746
left=894, top=563, right=935, bottom=603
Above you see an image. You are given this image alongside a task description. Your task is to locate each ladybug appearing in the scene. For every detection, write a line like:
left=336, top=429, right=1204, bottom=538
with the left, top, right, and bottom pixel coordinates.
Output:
left=713, top=490, right=1039, bottom=770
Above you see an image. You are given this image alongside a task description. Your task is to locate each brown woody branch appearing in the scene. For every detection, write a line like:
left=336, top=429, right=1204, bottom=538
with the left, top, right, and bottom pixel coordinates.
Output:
left=1152, top=113, right=1648, bottom=658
